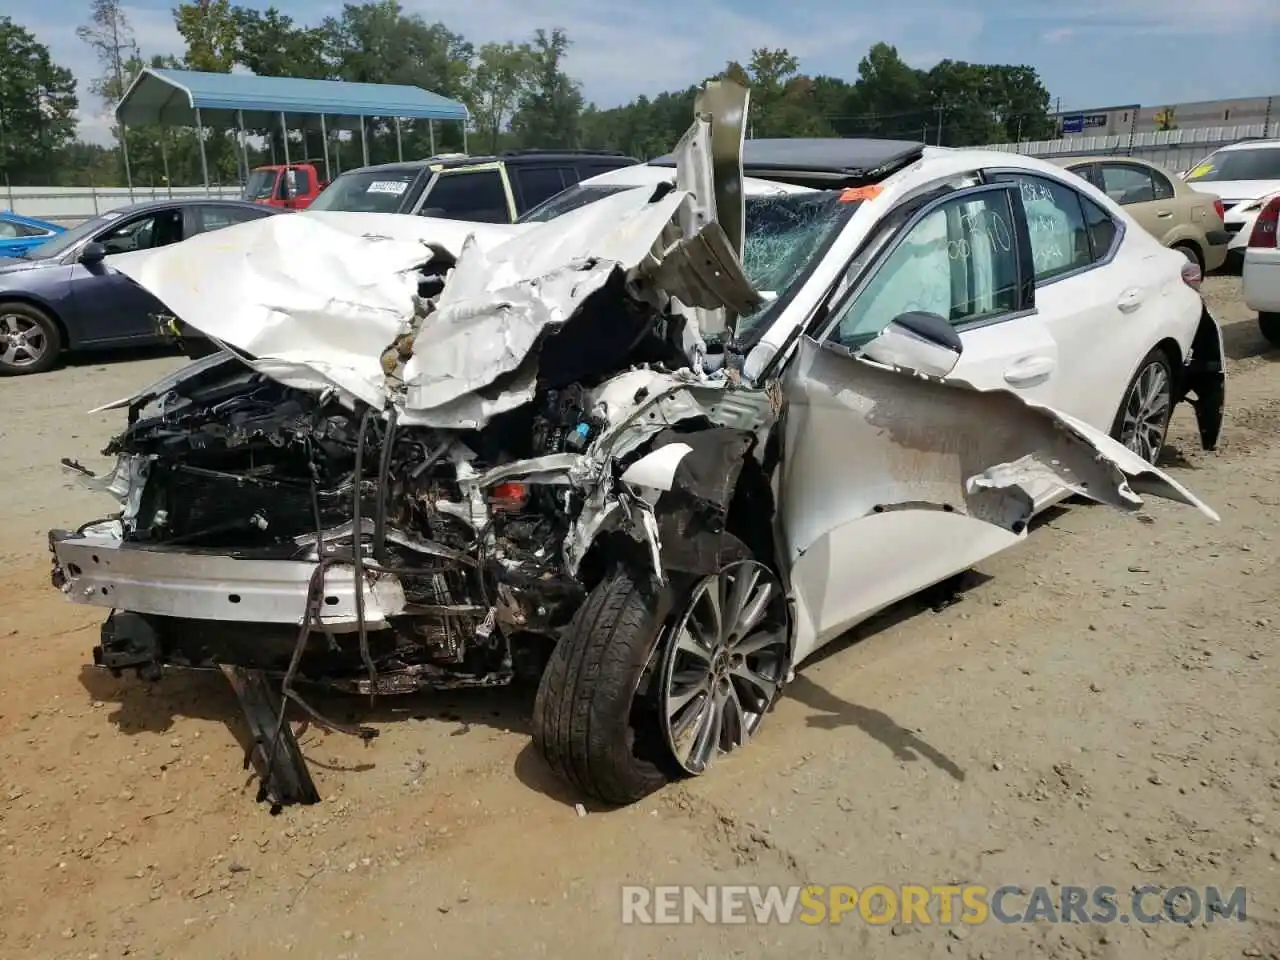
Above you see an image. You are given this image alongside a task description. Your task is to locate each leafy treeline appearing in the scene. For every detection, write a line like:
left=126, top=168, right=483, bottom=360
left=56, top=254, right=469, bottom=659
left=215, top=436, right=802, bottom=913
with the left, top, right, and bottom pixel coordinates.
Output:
left=0, top=2, right=1058, bottom=188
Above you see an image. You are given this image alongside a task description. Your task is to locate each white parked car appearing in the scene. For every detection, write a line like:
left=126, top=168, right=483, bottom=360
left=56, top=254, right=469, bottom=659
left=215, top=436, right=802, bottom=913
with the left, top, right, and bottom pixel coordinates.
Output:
left=1182, top=138, right=1280, bottom=263
left=46, top=84, right=1222, bottom=809
left=1241, top=191, right=1280, bottom=344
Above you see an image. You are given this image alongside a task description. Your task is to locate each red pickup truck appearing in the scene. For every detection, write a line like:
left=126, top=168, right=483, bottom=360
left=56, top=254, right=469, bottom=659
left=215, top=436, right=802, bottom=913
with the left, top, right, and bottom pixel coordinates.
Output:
left=243, top=163, right=327, bottom=210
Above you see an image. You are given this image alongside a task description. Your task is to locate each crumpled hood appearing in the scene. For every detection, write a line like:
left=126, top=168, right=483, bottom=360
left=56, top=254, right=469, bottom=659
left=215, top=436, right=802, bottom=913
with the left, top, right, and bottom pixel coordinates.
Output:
left=111, top=87, right=757, bottom=427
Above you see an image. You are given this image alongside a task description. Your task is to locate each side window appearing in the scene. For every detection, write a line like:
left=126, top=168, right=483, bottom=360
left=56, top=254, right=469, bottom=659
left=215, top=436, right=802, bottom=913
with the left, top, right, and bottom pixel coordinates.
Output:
left=97, top=209, right=183, bottom=254
left=1149, top=168, right=1175, bottom=201
left=419, top=170, right=511, bottom=223
left=0, top=222, right=17, bottom=239
left=195, top=206, right=260, bottom=234
left=995, top=174, right=1093, bottom=281
left=1098, top=164, right=1156, bottom=205
left=514, top=166, right=569, bottom=211
left=0, top=220, right=49, bottom=238
left=1079, top=195, right=1120, bottom=261
left=827, top=190, right=1022, bottom=349
left=293, top=168, right=312, bottom=195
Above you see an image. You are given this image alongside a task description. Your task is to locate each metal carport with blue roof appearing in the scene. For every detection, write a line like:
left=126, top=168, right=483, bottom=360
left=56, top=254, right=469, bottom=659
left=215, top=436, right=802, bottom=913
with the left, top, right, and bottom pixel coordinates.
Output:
left=115, top=67, right=471, bottom=189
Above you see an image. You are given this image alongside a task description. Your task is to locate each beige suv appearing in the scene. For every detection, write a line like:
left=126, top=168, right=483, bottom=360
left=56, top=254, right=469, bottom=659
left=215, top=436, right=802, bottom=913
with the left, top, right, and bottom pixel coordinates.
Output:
left=1054, top=155, right=1230, bottom=272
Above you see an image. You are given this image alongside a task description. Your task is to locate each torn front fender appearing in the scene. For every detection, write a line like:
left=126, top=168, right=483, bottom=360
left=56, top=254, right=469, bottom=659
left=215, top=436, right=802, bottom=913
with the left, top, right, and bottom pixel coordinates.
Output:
left=1177, top=303, right=1226, bottom=451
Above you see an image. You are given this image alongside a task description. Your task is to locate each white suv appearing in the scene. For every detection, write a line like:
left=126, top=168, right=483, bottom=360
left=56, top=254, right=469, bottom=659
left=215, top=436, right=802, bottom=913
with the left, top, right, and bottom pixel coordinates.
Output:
left=1183, top=138, right=1280, bottom=263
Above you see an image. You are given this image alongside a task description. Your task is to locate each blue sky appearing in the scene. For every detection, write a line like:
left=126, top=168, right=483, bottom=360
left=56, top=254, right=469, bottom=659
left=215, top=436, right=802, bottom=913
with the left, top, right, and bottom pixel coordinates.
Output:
left=25, top=0, right=1280, bottom=144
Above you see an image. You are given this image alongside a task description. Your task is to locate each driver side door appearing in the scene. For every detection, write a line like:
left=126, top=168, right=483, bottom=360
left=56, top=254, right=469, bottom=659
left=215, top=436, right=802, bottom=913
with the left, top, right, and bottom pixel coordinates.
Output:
left=69, top=207, right=185, bottom=345
left=781, top=182, right=1058, bottom=664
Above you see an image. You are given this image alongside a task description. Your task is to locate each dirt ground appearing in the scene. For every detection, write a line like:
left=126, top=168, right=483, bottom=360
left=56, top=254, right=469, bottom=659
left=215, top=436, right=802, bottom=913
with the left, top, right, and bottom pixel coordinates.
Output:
left=1, top=278, right=1278, bottom=959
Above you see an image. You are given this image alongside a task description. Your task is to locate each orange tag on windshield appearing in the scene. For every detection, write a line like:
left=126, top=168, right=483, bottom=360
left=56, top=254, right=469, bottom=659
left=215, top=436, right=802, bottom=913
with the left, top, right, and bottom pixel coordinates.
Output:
left=840, top=185, right=883, bottom=202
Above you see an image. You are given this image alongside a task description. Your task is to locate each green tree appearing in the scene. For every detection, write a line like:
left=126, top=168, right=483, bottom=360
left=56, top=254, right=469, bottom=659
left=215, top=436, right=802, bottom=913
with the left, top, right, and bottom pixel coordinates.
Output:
left=233, top=6, right=328, bottom=78
left=76, top=0, right=139, bottom=104
left=0, top=17, right=79, bottom=184
left=510, top=28, right=582, bottom=149
left=174, top=0, right=238, bottom=72
left=467, top=42, right=534, bottom=153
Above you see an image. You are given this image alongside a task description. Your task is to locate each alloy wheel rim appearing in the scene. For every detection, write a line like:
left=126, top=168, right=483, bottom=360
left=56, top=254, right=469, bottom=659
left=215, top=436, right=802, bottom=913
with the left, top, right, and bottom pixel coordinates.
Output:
left=1120, top=361, right=1171, bottom=464
left=0, top=314, right=48, bottom=368
left=658, top=560, right=789, bottom=775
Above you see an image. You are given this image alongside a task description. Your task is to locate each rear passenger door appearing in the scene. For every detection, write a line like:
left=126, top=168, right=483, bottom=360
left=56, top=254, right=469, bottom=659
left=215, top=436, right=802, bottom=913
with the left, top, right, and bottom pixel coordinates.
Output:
left=1094, top=161, right=1171, bottom=241
left=986, top=171, right=1152, bottom=430
left=511, top=165, right=575, bottom=215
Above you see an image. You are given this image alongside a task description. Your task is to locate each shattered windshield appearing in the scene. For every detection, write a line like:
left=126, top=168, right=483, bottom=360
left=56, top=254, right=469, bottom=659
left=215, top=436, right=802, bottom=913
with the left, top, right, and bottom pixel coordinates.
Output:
left=734, top=191, right=858, bottom=344
left=522, top=185, right=857, bottom=344
left=309, top=168, right=423, bottom=212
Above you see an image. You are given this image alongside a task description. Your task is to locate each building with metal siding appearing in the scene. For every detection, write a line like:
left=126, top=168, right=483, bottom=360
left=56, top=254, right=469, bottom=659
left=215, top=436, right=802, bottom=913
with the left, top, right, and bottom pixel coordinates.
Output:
left=1053, top=95, right=1276, bottom=137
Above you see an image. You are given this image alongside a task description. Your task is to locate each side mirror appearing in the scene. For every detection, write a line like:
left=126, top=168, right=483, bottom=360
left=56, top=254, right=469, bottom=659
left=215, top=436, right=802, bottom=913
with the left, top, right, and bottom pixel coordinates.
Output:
left=79, top=242, right=107, bottom=265
left=859, top=311, right=963, bottom=378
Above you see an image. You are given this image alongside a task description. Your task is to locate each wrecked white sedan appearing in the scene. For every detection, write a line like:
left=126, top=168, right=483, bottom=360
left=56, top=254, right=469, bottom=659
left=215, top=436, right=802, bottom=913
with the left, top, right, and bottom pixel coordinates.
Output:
left=48, top=82, right=1224, bottom=808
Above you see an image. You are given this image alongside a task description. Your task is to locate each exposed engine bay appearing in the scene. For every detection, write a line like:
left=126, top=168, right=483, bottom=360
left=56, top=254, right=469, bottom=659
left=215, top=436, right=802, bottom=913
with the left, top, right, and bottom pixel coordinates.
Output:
left=45, top=80, right=1221, bottom=810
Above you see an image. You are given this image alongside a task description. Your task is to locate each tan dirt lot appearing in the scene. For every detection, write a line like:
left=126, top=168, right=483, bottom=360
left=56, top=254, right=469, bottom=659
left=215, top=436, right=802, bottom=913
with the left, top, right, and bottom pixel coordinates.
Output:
left=1, top=277, right=1278, bottom=960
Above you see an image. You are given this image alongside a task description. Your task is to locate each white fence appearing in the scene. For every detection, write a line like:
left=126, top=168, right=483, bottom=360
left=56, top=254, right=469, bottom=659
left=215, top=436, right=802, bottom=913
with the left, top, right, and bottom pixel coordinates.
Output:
left=979, top=121, right=1280, bottom=171
left=1, top=185, right=242, bottom=225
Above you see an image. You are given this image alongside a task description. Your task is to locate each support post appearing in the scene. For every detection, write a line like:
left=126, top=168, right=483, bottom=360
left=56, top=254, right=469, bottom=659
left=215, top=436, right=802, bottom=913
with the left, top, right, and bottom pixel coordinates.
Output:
left=280, top=111, right=290, bottom=168
left=160, top=136, right=171, bottom=198
left=320, top=113, right=330, bottom=182
left=194, top=107, right=210, bottom=191
left=428, top=119, right=436, bottom=156
left=120, top=121, right=135, bottom=199
left=462, top=121, right=468, bottom=155
left=360, top=117, right=369, bottom=166
left=237, top=110, right=250, bottom=190
left=394, top=116, right=403, bottom=161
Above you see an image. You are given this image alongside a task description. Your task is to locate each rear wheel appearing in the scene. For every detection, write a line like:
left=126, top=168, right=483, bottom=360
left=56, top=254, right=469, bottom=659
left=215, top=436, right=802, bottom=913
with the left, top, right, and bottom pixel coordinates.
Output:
left=1173, top=241, right=1203, bottom=272
left=0, top=302, right=61, bottom=375
left=1260, top=312, right=1280, bottom=347
left=533, top=549, right=790, bottom=803
left=1109, top=347, right=1174, bottom=464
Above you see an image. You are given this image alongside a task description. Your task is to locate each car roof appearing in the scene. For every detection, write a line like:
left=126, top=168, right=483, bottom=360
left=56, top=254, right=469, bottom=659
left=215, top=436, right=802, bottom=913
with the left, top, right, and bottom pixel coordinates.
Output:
left=0, top=210, right=61, bottom=228
left=333, top=150, right=640, bottom=177
left=1217, top=138, right=1280, bottom=152
left=650, top=137, right=926, bottom=180
left=95, top=197, right=279, bottom=218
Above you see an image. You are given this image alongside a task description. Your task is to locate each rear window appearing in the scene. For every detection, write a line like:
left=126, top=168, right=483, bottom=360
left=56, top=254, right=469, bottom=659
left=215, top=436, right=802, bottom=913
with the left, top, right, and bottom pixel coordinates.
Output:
left=1185, top=147, right=1280, bottom=183
left=309, top=169, right=422, bottom=212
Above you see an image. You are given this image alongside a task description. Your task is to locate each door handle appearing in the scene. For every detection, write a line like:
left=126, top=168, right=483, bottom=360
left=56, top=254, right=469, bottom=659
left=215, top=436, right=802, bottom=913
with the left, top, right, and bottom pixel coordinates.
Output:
left=1003, top=355, right=1056, bottom=385
left=1156, top=210, right=1173, bottom=218
left=1117, top=287, right=1145, bottom=312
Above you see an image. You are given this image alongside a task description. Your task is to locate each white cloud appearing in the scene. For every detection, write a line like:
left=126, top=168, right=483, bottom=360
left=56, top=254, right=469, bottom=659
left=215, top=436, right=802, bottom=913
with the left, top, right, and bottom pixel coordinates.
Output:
left=34, top=4, right=185, bottom=144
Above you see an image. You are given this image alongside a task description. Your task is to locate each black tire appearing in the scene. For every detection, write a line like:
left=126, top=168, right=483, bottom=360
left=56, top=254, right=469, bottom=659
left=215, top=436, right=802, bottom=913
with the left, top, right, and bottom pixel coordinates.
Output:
left=1260, top=312, right=1280, bottom=348
left=1109, top=346, right=1175, bottom=464
left=1173, top=241, right=1203, bottom=272
left=533, top=570, right=673, bottom=804
left=0, top=301, right=62, bottom=375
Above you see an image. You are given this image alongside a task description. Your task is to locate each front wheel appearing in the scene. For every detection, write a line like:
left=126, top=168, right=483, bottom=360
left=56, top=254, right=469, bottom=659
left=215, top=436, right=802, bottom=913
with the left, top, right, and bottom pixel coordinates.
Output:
left=1110, top=347, right=1174, bottom=464
left=533, top=556, right=790, bottom=803
left=1260, top=312, right=1280, bottom=347
left=0, top=302, right=61, bottom=375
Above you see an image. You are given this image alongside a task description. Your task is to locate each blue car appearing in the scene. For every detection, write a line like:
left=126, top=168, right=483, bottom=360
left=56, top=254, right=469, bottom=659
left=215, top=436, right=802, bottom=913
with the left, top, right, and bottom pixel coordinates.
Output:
left=0, top=199, right=280, bottom=375
left=0, top=211, right=64, bottom=257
